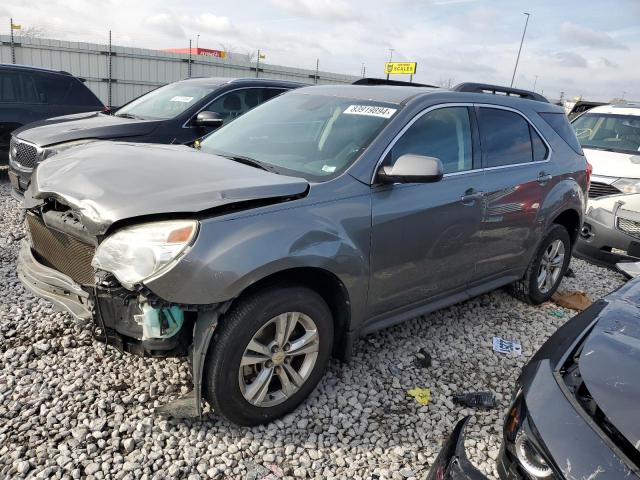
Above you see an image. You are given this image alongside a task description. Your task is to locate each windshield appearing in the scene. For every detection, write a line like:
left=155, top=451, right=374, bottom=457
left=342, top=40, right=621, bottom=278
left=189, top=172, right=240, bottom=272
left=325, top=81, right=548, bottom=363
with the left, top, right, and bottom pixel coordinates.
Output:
left=200, top=92, right=398, bottom=181
left=572, top=113, right=640, bottom=154
left=115, top=82, right=214, bottom=120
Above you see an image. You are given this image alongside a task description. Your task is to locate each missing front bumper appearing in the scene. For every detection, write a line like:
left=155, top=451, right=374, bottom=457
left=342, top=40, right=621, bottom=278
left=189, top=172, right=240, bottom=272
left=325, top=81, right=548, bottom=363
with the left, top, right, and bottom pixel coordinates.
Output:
left=17, top=240, right=92, bottom=320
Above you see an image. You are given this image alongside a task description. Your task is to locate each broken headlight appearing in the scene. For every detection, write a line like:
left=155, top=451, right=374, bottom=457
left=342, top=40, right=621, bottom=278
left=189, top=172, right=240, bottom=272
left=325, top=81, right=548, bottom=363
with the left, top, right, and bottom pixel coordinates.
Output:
left=92, top=220, right=198, bottom=289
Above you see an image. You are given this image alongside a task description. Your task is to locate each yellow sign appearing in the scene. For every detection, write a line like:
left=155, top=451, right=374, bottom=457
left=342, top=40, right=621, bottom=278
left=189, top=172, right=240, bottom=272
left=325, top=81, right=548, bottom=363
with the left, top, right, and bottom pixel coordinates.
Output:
left=11, top=24, right=22, bottom=30
left=385, top=62, right=417, bottom=75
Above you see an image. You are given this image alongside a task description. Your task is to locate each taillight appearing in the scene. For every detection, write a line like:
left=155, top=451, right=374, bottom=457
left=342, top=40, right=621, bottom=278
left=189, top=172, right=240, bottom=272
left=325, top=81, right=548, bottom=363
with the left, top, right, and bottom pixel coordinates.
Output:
left=101, top=105, right=110, bottom=114
left=586, top=161, right=592, bottom=191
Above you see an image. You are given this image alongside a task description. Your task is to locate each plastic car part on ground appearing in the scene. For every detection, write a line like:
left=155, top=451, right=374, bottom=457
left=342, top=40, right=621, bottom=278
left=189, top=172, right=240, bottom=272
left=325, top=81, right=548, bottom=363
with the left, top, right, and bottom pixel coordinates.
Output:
left=452, top=392, right=496, bottom=410
left=617, top=261, right=640, bottom=278
left=551, top=290, right=593, bottom=311
left=407, top=387, right=432, bottom=406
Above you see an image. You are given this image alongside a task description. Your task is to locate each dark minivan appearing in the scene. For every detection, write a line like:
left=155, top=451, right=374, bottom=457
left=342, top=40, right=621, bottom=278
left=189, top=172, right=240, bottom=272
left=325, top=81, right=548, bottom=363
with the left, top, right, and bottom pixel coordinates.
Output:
left=0, top=64, right=104, bottom=165
left=8, top=77, right=305, bottom=195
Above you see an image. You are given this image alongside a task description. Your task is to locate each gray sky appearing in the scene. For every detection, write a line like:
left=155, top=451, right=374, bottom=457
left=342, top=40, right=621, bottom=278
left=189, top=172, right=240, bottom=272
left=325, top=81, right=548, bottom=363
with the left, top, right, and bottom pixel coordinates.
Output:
left=2, top=0, right=639, bottom=101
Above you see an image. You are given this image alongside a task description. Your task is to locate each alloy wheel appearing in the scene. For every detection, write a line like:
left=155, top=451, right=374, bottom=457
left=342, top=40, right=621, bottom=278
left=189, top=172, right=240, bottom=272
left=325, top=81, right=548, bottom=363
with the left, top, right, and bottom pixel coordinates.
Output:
left=238, top=312, right=320, bottom=407
left=537, top=239, right=565, bottom=294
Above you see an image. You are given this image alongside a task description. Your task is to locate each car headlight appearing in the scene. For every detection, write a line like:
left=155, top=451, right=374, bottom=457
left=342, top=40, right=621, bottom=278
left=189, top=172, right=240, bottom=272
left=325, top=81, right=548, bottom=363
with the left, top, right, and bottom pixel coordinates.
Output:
left=41, top=139, right=98, bottom=160
left=612, top=178, right=640, bottom=194
left=92, top=220, right=198, bottom=289
left=504, top=392, right=553, bottom=478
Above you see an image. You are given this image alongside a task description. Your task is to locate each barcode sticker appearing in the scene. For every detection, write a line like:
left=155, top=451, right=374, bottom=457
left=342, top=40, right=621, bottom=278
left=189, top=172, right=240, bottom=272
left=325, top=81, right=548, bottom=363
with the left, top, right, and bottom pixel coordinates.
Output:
left=343, top=105, right=397, bottom=118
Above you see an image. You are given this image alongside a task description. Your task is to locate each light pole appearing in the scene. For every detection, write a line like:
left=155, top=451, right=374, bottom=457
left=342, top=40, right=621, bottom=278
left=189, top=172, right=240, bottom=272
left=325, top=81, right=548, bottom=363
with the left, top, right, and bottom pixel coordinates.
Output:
left=533, top=75, right=538, bottom=91
left=510, top=12, right=530, bottom=88
left=196, top=34, right=200, bottom=52
left=386, top=48, right=394, bottom=80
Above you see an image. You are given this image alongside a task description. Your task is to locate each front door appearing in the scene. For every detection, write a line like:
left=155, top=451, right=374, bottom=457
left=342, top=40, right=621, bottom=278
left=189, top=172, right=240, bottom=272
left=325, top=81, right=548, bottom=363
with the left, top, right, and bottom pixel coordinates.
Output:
left=368, top=105, right=484, bottom=318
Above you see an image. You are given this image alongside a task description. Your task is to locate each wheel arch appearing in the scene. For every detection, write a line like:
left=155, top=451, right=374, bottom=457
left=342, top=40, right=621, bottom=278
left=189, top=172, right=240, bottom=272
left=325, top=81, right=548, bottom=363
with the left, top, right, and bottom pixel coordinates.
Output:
left=552, top=208, right=581, bottom=247
left=228, top=266, right=353, bottom=360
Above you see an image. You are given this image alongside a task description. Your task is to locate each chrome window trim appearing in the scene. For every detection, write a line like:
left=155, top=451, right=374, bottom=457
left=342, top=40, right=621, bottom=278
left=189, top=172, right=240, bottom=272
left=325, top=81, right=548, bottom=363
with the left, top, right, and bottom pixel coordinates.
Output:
left=181, top=86, right=289, bottom=129
left=371, top=102, right=553, bottom=184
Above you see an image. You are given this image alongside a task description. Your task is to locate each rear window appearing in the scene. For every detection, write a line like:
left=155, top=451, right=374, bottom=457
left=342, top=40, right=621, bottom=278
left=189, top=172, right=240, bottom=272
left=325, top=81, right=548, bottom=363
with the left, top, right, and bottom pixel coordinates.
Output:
left=540, top=112, right=583, bottom=155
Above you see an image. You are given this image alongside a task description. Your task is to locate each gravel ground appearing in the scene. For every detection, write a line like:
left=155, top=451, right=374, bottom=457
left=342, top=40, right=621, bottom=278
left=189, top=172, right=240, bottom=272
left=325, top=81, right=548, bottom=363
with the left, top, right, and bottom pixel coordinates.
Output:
left=0, top=179, right=627, bottom=480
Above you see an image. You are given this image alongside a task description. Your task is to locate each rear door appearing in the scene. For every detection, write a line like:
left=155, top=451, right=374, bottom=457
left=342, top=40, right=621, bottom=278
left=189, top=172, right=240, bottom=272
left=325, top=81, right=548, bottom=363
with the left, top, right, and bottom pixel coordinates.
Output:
left=470, top=105, right=552, bottom=286
left=368, top=105, right=485, bottom=318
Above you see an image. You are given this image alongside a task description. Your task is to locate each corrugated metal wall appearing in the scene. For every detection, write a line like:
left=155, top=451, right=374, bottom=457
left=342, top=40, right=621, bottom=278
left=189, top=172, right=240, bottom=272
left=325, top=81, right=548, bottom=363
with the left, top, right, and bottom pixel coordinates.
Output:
left=0, top=35, right=358, bottom=107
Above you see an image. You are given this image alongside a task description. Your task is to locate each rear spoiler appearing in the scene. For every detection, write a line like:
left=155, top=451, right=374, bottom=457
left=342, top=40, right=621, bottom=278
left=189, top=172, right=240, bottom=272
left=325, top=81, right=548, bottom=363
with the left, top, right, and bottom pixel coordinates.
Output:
left=452, top=82, right=549, bottom=103
left=353, top=78, right=437, bottom=88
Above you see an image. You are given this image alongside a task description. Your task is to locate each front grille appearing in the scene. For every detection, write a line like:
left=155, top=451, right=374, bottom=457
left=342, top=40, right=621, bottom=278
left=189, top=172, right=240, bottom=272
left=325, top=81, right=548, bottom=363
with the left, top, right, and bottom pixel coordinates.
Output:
left=588, top=181, right=621, bottom=199
left=617, top=217, right=640, bottom=240
left=12, top=138, right=39, bottom=169
left=26, top=213, right=96, bottom=285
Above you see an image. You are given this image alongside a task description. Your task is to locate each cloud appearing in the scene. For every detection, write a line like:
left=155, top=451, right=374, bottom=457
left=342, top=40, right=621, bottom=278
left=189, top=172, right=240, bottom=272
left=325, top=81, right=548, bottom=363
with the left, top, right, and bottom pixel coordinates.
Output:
left=143, top=14, right=185, bottom=38
left=598, top=57, right=619, bottom=69
left=184, top=13, right=233, bottom=34
left=271, top=0, right=354, bottom=20
left=560, top=22, right=627, bottom=50
left=552, top=51, right=588, bottom=68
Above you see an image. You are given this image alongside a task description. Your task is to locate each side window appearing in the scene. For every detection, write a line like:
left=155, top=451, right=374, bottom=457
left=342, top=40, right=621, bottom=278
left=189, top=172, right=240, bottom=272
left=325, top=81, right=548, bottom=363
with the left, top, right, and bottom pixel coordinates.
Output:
left=390, top=106, right=473, bottom=174
left=530, top=126, right=548, bottom=161
left=202, top=88, right=287, bottom=125
left=478, top=108, right=533, bottom=167
left=40, top=74, right=73, bottom=104
left=0, top=71, right=19, bottom=102
left=66, top=79, right=102, bottom=107
left=543, top=112, right=583, bottom=154
left=18, top=73, right=41, bottom=103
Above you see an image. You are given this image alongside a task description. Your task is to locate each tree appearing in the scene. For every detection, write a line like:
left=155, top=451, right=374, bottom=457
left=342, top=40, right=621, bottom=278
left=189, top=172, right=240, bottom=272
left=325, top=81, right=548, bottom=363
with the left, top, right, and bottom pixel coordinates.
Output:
left=19, top=25, right=49, bottom=39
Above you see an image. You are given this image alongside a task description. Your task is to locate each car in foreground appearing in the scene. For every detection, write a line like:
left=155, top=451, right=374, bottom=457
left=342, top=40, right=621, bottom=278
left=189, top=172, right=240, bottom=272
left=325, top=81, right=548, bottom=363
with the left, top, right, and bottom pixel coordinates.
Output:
left=0, top=63, right=104, bottom=166
left=577, top=192, right=640, bottom=267
left=571, top=103, right=640, bottom=199
left=429, top=278, right=640, bottom=479
left=8, top=77, right=304, bottom=196
left=18, top=82, right=587, bottom=425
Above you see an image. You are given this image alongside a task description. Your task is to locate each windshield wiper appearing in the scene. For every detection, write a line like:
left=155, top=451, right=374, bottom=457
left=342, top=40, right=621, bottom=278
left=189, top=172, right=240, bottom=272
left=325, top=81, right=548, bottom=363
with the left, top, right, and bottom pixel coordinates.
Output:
left=218, top=154, right=278, bottom=173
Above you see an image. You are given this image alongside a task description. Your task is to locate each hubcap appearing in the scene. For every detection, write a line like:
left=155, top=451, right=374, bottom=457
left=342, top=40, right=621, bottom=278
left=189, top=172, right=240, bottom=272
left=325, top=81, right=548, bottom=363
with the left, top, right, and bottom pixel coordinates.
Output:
left=239, top=312, right=319, bottom=407
left=537, top=239, right=565, bottom=294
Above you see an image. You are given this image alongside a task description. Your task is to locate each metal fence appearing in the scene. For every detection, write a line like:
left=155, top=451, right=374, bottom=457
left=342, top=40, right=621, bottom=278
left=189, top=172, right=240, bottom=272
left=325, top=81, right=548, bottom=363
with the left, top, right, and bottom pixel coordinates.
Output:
left=0, top=35, right=358, bottom=107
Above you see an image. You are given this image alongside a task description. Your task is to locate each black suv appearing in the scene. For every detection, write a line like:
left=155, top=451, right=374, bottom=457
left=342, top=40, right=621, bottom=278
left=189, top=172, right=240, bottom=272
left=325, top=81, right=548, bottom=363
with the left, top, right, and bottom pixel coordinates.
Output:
left=8, top=77, right=305, bottom=196
left=0, top=64, right=104, bottom=165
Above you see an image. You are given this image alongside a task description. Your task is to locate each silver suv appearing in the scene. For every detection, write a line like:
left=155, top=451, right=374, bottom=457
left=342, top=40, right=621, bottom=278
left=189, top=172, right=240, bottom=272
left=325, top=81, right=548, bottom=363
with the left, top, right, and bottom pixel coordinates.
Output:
left=18, top=82, right=588, bottom=425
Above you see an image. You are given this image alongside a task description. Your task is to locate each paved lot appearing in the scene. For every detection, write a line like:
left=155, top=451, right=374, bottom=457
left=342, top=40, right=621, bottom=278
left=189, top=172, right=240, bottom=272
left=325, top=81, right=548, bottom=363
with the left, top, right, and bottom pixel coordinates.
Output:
left=0, top=180, right=627, bottom=479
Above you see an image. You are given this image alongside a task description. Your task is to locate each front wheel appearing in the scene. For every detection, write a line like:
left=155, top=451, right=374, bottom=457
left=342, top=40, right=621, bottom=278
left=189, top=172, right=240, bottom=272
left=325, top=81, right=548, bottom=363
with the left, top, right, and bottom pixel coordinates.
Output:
left=203, top=285, right=334, bottom=426
left=512, top=224, right=571, bottom=304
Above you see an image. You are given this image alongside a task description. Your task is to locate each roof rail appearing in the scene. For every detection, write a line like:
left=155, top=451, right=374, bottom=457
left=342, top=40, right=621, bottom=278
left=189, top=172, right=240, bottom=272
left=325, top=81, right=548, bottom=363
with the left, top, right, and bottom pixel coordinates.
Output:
left=353, top=78, right=437, bottom=88
left=452, top=82, right=549, bottom=103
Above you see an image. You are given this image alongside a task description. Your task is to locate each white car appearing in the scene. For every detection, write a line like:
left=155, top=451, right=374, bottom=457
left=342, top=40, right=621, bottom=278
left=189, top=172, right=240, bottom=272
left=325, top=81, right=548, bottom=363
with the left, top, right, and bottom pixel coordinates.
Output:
left=572, top=103, right=640, bottom=198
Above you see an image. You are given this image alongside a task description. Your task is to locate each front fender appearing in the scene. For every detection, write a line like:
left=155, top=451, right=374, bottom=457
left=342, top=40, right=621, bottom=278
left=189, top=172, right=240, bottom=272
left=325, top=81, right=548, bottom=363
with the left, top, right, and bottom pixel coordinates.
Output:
left=144, top=194, right=371, bottom=316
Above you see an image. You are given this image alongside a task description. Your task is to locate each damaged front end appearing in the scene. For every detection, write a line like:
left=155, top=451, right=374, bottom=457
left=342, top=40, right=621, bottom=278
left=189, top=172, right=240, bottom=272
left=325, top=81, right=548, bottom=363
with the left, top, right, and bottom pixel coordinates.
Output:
left=17, top=198, right=223, bottom=418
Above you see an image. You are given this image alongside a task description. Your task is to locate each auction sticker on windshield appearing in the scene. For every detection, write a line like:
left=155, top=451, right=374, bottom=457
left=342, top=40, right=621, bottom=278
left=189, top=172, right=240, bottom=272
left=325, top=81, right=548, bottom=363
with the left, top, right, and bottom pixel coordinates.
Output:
left=344, top=105, right=397, bottom=118
left=170, top=96, right=194, bottom=103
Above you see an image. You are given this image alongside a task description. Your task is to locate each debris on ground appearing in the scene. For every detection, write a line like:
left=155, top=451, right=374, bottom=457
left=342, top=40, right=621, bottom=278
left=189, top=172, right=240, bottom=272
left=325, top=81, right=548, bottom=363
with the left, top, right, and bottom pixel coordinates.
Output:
left=407, top=387, right=432, bottom=406
left=551, top=290, right=593, bottom=312
left=414, top=347, right=432, bottom=369
left=492, top=336, right=522, bottom=355
left=548, top=309, right=565, bottom=318
left=564, top=267, right=576, bottom=278
left=388, top=364, right=402, bottom=377
left=453, top=391, right=497, bottom=410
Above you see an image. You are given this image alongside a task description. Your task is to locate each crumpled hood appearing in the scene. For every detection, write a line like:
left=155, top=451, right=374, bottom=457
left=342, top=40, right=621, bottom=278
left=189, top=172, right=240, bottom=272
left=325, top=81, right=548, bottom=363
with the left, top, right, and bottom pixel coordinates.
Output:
left=579, top=280, right=640, bottom=450
left=27, top=142, right=309, bottom=235
left=13, top=111, right=161, bottom=147
left=584, top=147, right=640, bottom=179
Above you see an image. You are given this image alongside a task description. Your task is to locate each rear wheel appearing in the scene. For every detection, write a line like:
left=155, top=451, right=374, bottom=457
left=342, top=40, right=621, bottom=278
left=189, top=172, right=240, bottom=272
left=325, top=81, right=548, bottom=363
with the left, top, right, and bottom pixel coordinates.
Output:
left=512, top=224, right=571, bottom=304
left=203, top=285, right=333, bottom=426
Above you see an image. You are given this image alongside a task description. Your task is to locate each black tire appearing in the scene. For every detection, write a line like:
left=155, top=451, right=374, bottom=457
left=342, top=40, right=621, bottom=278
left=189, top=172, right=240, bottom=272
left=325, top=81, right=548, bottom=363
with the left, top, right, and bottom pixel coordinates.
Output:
left=203, top=285, right=333, bottom=426
left=512, top=224, right=571, bottom=305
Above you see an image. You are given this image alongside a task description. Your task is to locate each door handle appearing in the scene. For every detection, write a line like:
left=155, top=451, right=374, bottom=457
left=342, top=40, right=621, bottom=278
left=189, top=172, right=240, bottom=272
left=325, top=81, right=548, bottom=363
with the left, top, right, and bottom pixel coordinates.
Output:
left=538, top=172, right=553, bottom=184
left=460, top=189, right=484, bottom=204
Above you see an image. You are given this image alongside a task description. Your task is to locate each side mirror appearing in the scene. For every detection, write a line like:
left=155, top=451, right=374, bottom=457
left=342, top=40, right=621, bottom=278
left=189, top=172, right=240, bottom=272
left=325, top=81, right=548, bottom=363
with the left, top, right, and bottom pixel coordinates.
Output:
left=378, top=154, right=444, bottom=184
left=194, top=111, right=224, bottom=128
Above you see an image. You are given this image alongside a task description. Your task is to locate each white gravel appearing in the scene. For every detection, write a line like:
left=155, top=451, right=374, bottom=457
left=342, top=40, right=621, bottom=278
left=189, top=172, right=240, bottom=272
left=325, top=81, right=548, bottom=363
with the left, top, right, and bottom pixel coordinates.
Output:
left=0, top=180, right=627, bottom=480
